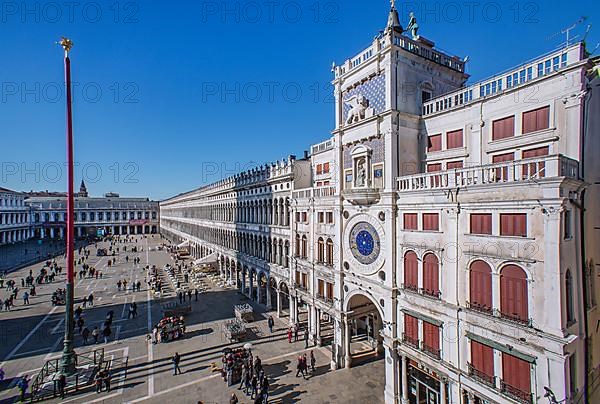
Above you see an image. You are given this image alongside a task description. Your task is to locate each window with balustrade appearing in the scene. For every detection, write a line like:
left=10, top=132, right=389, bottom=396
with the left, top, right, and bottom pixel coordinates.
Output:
left=500, top=265, right=529, bottom=324
left=422, top=321, right=440, bottom=359
left=469, top=340, right=495, bottom=386
left=326, top=238, right=334, bottom=266
left=469, top=260, right=492, bottom=313
left=423, top=253, right=440, bottom=297
left=501, top=353, right=532, bottom=402
left=317, top=237, right=324, bottom=263
left=403, top=314, right=419, bottom=347
left=403, top=251, right=418, bottom=291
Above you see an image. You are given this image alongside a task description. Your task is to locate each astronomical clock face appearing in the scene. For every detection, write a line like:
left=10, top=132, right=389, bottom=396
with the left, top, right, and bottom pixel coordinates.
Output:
left=343, top=214, right=386, bottom=275
left=349, top=222, right=380, bottom=265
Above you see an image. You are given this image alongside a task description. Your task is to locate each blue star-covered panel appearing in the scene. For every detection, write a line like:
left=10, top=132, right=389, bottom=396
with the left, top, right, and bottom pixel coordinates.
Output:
left=342, top=74, right=386, bottom=120
left=343, top=137, right=385, bottom=169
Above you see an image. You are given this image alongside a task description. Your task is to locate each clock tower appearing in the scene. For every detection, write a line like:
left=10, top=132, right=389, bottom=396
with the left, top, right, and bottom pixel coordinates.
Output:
left=330, top=3, right=468, bottom=402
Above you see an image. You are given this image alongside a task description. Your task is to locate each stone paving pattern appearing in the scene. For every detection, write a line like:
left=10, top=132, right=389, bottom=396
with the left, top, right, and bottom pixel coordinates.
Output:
left=0, top=236, right=384, bottom=403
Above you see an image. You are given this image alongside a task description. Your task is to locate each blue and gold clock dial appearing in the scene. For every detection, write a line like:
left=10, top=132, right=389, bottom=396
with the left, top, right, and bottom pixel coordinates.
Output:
left=349, top=222, right=380, bottom=265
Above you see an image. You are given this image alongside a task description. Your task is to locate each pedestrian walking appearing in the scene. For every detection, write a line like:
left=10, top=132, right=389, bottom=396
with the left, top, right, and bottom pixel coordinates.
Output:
left=102, top=325, right=111, bottom=344
left=310, top=350, right=316, bottom=372
left=17, top=375, right=29, bottom=401
left=92, top=326, right=99, bottom=343
left=229, top=392, right=239, bottom=404
left=172, top=352, right=182, bottom=375
left=267, top=316, right=274, bottom=333
left=294, top=323, right=299, bottom=341
left=187, top=289, right=192, bottom=301
left=295, top=356, right=303, bottom=377
left=194, top=288, right=198, bottom=301
left=262, top=376, right=270, bottom=403
left=94, top=371, right=103, bottom=393
left=304, top=329, right=309, bottom=348
left=88, top=293, right=94, bottom=306
left=82, top=296, right=88, bottom=308
left=250, top=375, right=258, bottom=399
left=239, top=365, right=248, bottom=392
left=82, top=327, right=90, bottom=344
left=302, top=353, right=308, bottom=377
left=178, top=291, right=183, bottom=304
left=103, top=371, right=111, bottom=392
left=22, top=291, right=29, bottom=305
left=77, top=317, right=85, bottom=334
left=287, top=327, right=292, bottom=343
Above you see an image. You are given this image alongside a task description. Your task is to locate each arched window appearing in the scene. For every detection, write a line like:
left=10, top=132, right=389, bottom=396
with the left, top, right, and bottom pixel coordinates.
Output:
left=317, top=237, right=324, bottom=263
left=301, top=235, right=308, bottom=258
left=469, top=260, right=492, bottom=313
left=566, top=269, right=575, bottom=324
left=295, top=234, right=300, bottom=257
left=326, top=238, right=334, bottom=266
left=423, top=253, right=440, bottom=297
left=500, top=265, right=529, bottom=324
left=403, top=251, right=418, bottom=291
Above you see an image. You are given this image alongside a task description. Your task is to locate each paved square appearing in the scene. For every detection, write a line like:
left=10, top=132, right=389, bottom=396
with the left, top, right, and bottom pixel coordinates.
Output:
left=0, top=236, right=384, bottom=403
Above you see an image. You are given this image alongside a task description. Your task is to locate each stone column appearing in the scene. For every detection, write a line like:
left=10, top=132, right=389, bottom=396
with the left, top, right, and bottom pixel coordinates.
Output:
left=276, top=289, right=282, bottom=318
left=344, top=316, right=352, bottom=368
left=440, top=380, right=446, bottom=404
left=401, top=355, right=409, bottom=404
left=242, top=273, right=247, bottom=297
left=384, top=346, right=400, bottom=404
left=316, top=308, right=322, bottom=346
left=266, top=283, right=272, bottom=310
left=249, top=273, right=254, bottom=299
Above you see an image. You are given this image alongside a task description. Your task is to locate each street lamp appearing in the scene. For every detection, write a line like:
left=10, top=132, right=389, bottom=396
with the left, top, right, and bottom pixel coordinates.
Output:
left=58, top=36, right=77, bottom=376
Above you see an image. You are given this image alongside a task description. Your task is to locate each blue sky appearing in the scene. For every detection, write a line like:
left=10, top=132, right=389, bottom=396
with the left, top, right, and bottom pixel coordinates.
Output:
left=1, top=0, right=597, bottom=200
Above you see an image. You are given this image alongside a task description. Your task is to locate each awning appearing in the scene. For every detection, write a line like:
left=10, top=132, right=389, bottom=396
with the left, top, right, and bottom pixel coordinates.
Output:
left=193, top=252, right=218, bottom=266
left=177, top=240, right=189, bottom=248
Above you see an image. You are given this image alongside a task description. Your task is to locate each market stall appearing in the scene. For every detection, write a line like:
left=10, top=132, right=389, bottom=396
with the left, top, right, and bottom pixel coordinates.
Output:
left=156, top=316, right=186, bottom=342
left=234, top=303, right=254, bottom=323
left=223, top=319, right=247, bottom=342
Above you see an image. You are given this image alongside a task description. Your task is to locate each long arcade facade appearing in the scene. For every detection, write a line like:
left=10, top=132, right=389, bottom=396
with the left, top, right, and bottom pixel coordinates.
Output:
left=160, top=5, right=600, bottom=404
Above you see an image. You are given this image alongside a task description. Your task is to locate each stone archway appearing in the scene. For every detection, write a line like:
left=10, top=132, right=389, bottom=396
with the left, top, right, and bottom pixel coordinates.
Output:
left=344, top=292, right=385, bottom=368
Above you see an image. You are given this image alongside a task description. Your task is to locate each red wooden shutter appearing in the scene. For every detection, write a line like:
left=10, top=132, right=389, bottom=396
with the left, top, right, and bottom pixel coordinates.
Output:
left=522, top=146, right=549, bottom=178
left=492, top=116, right=515, bottom=140
left=428, top=134, right=442, bottom=152
left=404, top=314, right=418, bottom=341
left=500, top=265, right=529, bottom=322
left=403, top=213, right=417, bottom=230
left=423, top=253, right=439, bottom=296
left=523, top=106, right=549, bottom=134
left=493, top=152, right=515, bottom=181
left=323, top=162, right=330, bottom=173
left=469, top=260, right=492, bottom=310
left=502, top=353, right=531, bottom=394
left=471, top=340, right=494, bottom=377
left=470, top=213, right=492, bottom=235
left=404, top=251, right=418, bottom=289
left=326, top=282, right=333, bottom=299
left=447, top=161, right=463, bottom=169
left=423, top=322, right=440, bottom=351
left=423, top=213, right=439, bottom=231
left=447, top=129, right=464, bottom=149
left=427, top=163, right=442, bottom=172
left=500, top=213, right=527, bottom=237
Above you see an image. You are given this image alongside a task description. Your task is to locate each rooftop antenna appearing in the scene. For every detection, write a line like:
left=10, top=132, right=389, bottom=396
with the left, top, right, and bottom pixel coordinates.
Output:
left=547, top=17, right=588, bottom=47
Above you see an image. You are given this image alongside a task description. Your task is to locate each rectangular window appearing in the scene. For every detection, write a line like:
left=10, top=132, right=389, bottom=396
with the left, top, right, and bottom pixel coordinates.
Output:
left=564, top=210, right=572, bottom=239
left=537, top=62, right=544, bottom=77
left=318, top=279, right=324, bottom=297
left=423, top=322, right=440, bottom=358
left=323, top=162, right=330, bottom=174
left=500, top=213, right=527, bottom=237
left=326, top=212, right=334, bottom=224
left=493, top=152, right=515, bottom=181
left=522, top=106, right=550, bottom=134
left=404, top=314, right=418, bottom=343
left=295, top=212, right=300, bottom=222
left=446, top=160, right=463, bottom=169
left=318, top=212, right=324, bottom=223
left=522, top=146, right=549, bottom=178
left=446, top=129, right=464, bottom=149
left=506, top=75, right=513, bottom=88
left=423, top=213, right=439, bottom=231
left=427, top=163, right=442, bottom=172
left=326, top=282, right=334, bottom=299
left=428, top=134, right=442, bottom=152
left=301, top=212, right=308, bottom=223
left=404, top=213, right=418, bottom=230
left=492, top=116, right=515, bottom=140
left=502, top=353, right=532, bottom=397
left=470, top=213, right=492, bottom=235
left=316, top=164, right=323, bottom=175
left=470, top=340, right=495, bottom=379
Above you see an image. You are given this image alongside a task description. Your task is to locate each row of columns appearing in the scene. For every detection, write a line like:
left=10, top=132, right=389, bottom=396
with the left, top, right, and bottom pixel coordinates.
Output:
left=0, top=228, right=33, bottom=244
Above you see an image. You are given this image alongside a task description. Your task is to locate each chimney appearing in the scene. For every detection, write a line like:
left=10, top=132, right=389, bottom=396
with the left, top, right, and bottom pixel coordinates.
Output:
left=303, top=150, right=309, bottom=159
